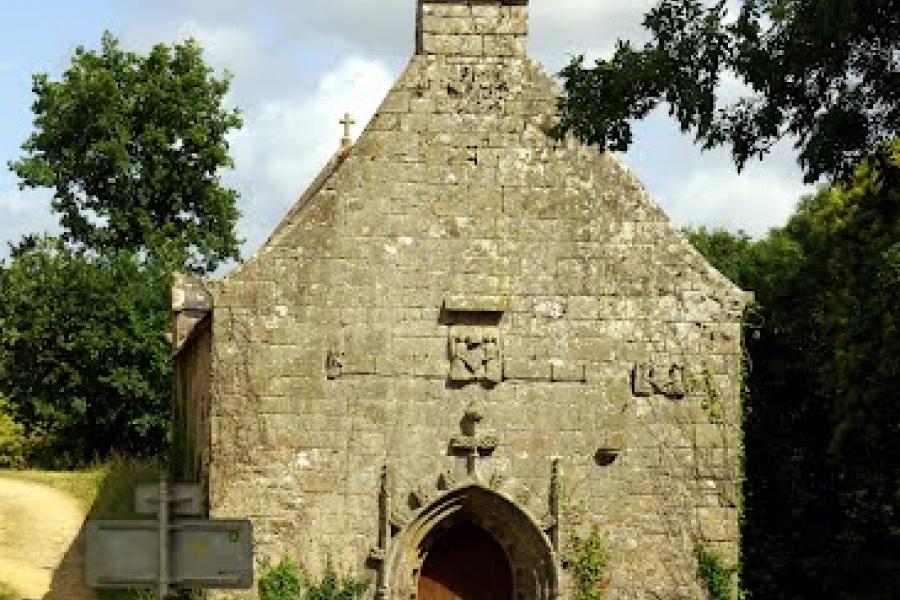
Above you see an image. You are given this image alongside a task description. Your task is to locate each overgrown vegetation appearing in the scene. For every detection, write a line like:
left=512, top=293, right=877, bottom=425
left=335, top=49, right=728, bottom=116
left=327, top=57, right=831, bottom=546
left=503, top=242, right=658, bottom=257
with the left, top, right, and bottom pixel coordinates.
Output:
left=0, top=582, right=17, bottom=600
left=684, top=365, right=727, bottom=424
left=695, top=545, right=736, bottom=600
left=568, top=527, right=610, bottom=600
left=258, top=557, right=368, bottom=600
left=684, top=144, right=900, bottom=600
left=259, top=557, right=304, bottom=600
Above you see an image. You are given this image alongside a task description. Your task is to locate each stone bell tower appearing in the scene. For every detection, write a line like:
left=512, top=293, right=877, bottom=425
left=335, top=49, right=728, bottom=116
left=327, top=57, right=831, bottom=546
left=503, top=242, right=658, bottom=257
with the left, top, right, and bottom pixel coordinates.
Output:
left=416, top=0, right=529, bottom=57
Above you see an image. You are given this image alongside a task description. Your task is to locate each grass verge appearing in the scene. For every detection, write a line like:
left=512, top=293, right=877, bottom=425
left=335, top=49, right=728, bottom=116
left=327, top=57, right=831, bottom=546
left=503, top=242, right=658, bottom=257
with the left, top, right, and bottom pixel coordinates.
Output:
left=0, top=581, right=17, bottom=600
left=0, top=466, right=106, bottom=510
left=0, top=456, right=167, bottom=600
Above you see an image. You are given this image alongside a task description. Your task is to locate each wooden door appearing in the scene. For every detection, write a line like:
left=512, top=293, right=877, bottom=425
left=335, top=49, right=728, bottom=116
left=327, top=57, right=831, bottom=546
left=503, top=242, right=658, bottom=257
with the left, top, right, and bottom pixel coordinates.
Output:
left=418, top=522, right=513, bottom=600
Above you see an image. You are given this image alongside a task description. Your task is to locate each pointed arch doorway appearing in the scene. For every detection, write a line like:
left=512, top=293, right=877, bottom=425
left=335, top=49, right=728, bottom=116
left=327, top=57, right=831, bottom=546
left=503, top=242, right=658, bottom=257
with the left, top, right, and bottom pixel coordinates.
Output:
left=418, top=521, right=513, bottom=600
left=386, top=484, right=559, bottom=600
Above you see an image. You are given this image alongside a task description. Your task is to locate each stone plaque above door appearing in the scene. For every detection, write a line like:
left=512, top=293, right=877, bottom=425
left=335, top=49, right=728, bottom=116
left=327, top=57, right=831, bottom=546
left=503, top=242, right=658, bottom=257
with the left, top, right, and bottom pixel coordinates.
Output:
left=442, top=300, right=505, bottom=386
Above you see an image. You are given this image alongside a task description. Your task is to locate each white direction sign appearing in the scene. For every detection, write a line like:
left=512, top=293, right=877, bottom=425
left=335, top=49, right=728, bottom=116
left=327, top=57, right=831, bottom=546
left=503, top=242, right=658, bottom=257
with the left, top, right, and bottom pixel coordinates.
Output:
left=135, top=483, right=203, bottom=516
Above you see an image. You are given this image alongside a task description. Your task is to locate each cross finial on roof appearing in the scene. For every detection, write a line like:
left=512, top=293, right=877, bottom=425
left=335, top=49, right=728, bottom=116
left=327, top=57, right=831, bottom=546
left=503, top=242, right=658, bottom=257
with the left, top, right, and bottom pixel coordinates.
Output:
left=340, top=112, right=356, bottom=149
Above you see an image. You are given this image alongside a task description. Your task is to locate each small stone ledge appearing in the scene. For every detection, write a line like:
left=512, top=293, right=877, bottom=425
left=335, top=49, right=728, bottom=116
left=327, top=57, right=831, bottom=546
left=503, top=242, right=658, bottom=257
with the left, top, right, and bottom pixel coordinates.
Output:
left=443, top=295, right=509, bottom=312
left=172, top=274, right=213, bottom=355
left=503, top=358, right=588, bottom=383
left=172, top=274, right=212, bottom=312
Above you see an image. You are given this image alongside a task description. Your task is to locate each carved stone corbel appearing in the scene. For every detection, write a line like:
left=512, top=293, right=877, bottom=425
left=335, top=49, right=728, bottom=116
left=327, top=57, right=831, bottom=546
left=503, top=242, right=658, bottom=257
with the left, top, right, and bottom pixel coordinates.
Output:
left=326, top=349, right=344, bottom=380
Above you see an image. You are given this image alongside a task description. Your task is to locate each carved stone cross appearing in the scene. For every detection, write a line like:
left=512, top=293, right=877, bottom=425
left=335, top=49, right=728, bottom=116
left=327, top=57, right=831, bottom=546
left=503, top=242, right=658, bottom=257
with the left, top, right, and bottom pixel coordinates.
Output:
left=340, top=112, right=356, bottom=148
left=449, top=405, right=498, bottom=477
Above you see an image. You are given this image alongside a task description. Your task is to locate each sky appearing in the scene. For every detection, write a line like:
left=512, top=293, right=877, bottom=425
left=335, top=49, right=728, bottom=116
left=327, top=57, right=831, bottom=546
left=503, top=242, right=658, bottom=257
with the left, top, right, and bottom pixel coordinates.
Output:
left=0, top=0, right=815, bottom=262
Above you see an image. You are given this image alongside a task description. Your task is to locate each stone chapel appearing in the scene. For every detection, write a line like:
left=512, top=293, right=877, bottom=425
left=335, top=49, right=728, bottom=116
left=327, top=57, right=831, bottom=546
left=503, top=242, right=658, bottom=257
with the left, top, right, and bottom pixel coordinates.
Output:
left=171, top=1, right=750, bottom=599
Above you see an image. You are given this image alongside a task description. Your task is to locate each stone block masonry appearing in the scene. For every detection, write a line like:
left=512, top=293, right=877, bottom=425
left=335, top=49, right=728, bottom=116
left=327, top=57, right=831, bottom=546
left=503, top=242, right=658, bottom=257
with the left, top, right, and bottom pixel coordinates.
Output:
left=417, top=0, right=529, bottom=57
left=171, top=1, right=751, bottom=599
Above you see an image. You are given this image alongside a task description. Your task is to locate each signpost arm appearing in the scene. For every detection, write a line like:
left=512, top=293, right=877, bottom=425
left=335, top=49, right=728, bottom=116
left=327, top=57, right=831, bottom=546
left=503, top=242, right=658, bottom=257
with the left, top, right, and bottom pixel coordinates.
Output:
left=158, top=475, right=169, bottom=599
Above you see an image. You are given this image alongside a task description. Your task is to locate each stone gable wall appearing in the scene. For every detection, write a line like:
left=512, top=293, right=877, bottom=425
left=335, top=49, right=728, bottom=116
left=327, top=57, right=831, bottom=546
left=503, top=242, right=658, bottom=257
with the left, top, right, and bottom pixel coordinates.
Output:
left=189, top=3, right=748, bottom=599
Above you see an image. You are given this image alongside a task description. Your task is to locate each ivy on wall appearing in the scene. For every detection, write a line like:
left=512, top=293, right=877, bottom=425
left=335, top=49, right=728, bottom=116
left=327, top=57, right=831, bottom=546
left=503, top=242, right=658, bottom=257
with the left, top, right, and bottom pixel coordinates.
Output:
left=695, top=545, right=737, bottom=600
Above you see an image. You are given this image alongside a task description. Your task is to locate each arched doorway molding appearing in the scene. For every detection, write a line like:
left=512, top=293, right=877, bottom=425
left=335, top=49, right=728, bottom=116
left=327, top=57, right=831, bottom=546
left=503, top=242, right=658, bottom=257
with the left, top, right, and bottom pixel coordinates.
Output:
left=386, top=483, right=560, bottom=600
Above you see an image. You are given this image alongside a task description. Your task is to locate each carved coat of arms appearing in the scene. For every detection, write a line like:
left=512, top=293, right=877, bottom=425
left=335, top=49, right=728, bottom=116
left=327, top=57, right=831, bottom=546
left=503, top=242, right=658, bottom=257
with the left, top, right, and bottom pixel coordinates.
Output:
left=449, top=334, right=502, bottom=384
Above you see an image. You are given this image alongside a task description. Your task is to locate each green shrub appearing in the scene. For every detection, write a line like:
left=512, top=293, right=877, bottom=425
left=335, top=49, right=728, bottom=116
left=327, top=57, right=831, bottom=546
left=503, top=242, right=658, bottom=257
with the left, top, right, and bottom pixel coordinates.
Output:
left=0, top=396, right=27, bottom=468
left=258, top=557, right=368, bottom=600
left=259, top=556, right=304, bottom=600
left=0, top=396, right=59, bottom=468
left=306, top=563, right=368, bottom=600
left=696, top=545, right=736, bottom=600
left=89, top=455, right=162, bottom=520
left=569, top=527, right=610, bottom=600
left=0, top=581, right=17, bottom=600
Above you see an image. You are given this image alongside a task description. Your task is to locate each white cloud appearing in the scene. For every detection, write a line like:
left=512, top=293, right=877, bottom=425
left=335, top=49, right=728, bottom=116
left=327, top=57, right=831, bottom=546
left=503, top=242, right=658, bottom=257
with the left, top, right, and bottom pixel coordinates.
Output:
left=531, top=0, right=656, bottom=68
left=116, top=0, right=656, bottom=65
left=225, top=56, right=394, bottom=255
left=0, top=188, right=59, bottom=254
left=664, top=159, right=807, bottom=237
left=625, top=113, right=811, bottom=237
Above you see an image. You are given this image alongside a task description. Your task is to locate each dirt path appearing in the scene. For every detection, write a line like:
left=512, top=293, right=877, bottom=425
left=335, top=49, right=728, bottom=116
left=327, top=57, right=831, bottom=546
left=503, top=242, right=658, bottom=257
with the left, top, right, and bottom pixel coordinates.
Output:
left=0, top=475, right=99, bottom=600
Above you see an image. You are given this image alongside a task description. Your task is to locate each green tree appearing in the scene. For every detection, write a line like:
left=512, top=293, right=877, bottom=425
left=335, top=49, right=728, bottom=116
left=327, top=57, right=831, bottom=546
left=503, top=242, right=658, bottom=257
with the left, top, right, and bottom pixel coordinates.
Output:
left=555, top=0, right=900, bottom=184
left=0, top=238, right=171, bottom=466
left=687, top=219, right=836, bottom=600
left=10, top=32, right=242, bottom=273
left=795, top=157, right=900, bottom=594
left=684, top=146, right=900, bottom=600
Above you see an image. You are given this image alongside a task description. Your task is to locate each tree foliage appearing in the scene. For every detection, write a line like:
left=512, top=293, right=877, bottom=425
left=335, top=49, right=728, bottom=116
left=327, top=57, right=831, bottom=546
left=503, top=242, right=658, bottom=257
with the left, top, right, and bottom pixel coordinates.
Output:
left=0, top=34, right=246, bottom=466
left=0, top=239, right=171, bottom=466
left=10, top=32, right=242, bottom=273
left=684, top=144, right=900, bottom=600
left=556, top=0, right=900, bottom=184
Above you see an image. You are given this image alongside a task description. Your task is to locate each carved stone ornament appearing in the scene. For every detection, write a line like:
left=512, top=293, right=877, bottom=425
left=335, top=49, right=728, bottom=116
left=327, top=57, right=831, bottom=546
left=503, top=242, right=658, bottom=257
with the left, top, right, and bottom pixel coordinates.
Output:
left=632, top=363, right=686, bottom=399
left=326, top=349, right=344, bottom=380
left=546, top=458, right=561, bottom=551
left=449, top=334, right=502, bottom=384
left=449, top=404, right=499, bottom=478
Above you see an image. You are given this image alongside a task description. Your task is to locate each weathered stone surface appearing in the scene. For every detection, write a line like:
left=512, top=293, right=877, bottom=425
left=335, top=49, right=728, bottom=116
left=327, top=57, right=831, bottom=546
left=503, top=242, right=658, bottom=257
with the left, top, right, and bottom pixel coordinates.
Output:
left=171, top=1, right=749, bottom=599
